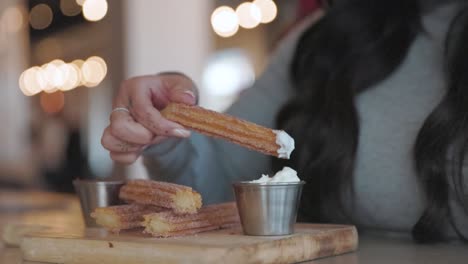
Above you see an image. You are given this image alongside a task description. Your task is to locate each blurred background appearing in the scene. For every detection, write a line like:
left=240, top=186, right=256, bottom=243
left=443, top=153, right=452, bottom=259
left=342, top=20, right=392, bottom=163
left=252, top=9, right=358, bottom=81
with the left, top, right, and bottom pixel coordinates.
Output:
left=0, top=0, right=319, bottom=193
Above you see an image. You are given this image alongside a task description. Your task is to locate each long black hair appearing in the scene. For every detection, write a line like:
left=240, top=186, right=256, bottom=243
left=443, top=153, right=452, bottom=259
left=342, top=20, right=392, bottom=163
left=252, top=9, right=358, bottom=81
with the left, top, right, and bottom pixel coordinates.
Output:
left=273, top=0, right=468, bottom=243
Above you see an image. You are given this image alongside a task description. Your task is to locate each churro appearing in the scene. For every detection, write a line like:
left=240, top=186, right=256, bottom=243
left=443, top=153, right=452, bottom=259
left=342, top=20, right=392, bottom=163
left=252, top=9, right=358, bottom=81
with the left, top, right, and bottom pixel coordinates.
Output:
left=161, top=103, right=295, bottom=159
left=119, top=180, right=202, bottom=214
left=142, top=202, right=240, bottom=237
left=90, top=204, right=165, bottom=232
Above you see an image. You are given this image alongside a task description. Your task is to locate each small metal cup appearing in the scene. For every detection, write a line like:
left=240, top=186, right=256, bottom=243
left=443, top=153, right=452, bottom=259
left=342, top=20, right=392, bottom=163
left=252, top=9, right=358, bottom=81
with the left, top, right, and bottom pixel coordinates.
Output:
left=232, top=181, right=305, bottom=236
left=73, top=179, right=125, bottom=227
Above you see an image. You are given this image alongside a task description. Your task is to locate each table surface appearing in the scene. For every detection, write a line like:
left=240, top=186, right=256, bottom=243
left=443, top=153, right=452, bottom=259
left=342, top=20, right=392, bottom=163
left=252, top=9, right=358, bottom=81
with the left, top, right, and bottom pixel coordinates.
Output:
left=1, top=191, right=467, bottom=264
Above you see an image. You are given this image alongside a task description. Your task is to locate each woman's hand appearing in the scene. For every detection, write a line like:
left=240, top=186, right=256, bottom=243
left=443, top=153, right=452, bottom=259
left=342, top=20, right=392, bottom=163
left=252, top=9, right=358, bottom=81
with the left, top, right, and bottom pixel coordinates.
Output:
left=101, top=73, right=197, bottom=164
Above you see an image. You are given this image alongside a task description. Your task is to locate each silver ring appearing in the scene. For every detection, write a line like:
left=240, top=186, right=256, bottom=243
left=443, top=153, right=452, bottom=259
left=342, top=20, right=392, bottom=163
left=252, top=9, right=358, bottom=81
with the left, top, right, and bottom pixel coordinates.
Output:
left=111, top=107, right=130, bottom=114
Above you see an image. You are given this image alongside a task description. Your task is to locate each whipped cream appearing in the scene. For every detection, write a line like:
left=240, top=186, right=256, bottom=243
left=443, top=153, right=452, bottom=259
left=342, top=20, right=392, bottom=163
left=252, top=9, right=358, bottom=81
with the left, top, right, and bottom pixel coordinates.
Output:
left=273, top=130, right=295, bottom=159
left=250, top=167, right=301, bottom=183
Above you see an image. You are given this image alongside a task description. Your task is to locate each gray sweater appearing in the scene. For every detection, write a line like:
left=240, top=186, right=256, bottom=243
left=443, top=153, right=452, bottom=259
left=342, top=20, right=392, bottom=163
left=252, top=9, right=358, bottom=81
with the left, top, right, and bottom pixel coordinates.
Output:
left=144, top=4, right=467, bottom=238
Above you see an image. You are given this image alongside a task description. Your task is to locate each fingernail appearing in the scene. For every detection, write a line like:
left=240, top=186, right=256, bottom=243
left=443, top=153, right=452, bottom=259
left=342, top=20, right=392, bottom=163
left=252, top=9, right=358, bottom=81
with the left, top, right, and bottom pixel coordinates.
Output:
left=183, top=90, right=195, bottom=99
left=171, top=128, right=191, bottom=138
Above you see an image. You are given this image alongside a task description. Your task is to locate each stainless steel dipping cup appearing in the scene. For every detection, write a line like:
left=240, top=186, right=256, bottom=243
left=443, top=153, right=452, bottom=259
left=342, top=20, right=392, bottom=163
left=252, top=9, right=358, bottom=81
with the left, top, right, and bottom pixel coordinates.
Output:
left=232, top=181, right=305, bottom=236
left=73, top=179, right=125, bottom=227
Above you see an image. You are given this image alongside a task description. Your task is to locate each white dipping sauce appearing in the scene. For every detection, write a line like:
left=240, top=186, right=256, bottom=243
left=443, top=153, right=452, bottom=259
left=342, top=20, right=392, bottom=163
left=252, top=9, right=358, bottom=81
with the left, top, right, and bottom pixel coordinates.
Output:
left=273, top=130, right=295, bottom=159
left=250, top=167, right=300, bottom=183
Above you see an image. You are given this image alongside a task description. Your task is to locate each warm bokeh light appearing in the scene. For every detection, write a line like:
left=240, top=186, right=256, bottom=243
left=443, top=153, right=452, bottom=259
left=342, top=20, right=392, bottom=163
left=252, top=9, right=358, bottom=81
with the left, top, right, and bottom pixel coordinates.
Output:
left=60, top=64, right=80, bottom=91
left=76, top=0, right=86, bottom=6
left=71, top=59, right=85, bottom=68
left=87, top=56, right=107, bottom=76
left=40, top=91, right=65, bottom=114
left=81, top=56, right=107, bottom=87
left=1, top=6, right=24, bottom=33
left=19, top=57, right=106, bottom=96
left=253, top=0, right=277, bottom=23
left=202, top=50, right=255, bottom=97
left=71, top=59, right=85, bottom=85
left=38, top=64, right=55, bottom=93
left=211, top=6, right=239, bottom=38
left=33, top=67, right=50, bottom=92
left=82, top=0, right=108, bottom=22
left=19, top=71, right=36, bottom=96
left=236, top=2, right=261, bottom=29
left=44, top=60, right=68, bottom=90
left=60, top=0, right=82, bottom=16
left=29, top=4, right=53, bottom=30
left=18, top=70, right=31, bottom=96
left=19, top=66, right=47, bottom=96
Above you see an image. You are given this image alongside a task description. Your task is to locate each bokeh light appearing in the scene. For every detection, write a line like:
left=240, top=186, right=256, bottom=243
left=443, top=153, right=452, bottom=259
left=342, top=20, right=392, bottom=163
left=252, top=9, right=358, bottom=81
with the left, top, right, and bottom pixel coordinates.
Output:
left=60, top=63, right=81, bottom=91
left=29, top=4, right=53, bottom=30
left=81, top=56, right=107, bottom=87
left=44, top=60, right=67, bottom=90
left=60, top=0, right=82, bottom=16
left=236, top=2, right=261, bottom=29
left=19, top=57, right=107, bottom=96
left=202, top=49, right=255, bottom=97
left=253, top=0, right=277, bottom=23
left=19, top=67, right=43, bottom=96
left=19, top=66, right=49, bottom=96
left=211, top=6, right=239, bottom=38
left=82, top=0, right=108, bottom=22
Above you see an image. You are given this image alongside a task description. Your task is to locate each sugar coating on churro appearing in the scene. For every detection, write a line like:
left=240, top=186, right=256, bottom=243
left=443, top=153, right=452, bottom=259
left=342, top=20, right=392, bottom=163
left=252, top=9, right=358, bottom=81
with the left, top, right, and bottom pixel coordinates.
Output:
left=142, top=202, right=240, bottom=237
left=273, top=130, right=295, bottom=159
left=119, top=180, right=202, bottom=215
left=161, top=103, right=295, bottom=159
left=91, top=204, right=165, bottom=232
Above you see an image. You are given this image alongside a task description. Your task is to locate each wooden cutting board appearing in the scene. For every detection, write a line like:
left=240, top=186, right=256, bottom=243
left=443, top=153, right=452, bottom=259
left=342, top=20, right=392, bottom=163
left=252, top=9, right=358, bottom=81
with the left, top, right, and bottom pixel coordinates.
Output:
left=21, top=223, right=358, bottom=264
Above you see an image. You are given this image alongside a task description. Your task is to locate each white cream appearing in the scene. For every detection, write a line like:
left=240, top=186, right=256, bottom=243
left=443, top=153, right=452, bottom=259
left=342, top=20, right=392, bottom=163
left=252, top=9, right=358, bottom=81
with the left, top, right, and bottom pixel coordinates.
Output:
left=250, top=167, right=301, bottom=183
left=273, top=130, right=295, bottom=159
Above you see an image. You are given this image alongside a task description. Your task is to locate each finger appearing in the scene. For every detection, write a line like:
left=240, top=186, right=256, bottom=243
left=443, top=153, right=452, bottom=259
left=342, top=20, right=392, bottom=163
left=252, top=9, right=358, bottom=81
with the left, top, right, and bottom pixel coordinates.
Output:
left=110, top=151, right=140, bottom=165
left=102, top=129, right=143, bottom=153
left=166, top=89, right=196, bottom=106
left=108, top=111, right=154, bottom=145
left=129, top=87, right=191, bottom=138
left=158, top=73, right=197, bottom=106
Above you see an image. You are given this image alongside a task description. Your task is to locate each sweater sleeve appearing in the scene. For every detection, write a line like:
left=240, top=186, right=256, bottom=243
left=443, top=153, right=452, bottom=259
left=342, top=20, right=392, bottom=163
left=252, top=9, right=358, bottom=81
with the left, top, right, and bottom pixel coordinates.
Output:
left=142, top=14, right=321, bottom=204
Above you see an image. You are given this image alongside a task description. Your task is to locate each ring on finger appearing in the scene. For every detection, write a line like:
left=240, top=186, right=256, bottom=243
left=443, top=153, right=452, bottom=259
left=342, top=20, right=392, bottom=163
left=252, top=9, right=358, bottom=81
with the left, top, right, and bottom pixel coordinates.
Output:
left=111, top=107, right=130, bottom=114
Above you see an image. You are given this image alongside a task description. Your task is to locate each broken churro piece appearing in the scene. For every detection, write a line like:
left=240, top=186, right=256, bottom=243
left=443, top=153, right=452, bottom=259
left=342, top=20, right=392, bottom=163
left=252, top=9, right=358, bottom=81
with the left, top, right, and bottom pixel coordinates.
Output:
left=142, top=202, right=240, bottom=237
left=161, top=103, right=295, bottom=159
left=91, top=204, right=165, bottom=232
left=119, top=180, right=202, bottom=214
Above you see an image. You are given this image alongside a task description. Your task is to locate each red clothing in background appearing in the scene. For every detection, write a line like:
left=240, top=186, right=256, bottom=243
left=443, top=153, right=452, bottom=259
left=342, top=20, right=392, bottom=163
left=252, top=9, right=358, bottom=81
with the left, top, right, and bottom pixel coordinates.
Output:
left=297, top=0, right=322, bottom=19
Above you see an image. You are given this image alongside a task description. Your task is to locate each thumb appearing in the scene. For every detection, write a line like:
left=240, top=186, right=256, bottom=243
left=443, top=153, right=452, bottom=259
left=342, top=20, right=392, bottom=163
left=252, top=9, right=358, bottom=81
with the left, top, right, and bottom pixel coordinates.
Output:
left=155, top=72, right=198, bottom=106
left=169, top=88, right=197, bottom=105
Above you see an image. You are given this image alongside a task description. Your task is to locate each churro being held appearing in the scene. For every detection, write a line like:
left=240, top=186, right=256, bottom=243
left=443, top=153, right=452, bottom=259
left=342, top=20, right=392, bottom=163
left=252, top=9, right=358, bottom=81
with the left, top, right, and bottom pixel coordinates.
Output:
left=161, top=103, right=295, bottom=159
left=119, top=180, right=202, bottom=214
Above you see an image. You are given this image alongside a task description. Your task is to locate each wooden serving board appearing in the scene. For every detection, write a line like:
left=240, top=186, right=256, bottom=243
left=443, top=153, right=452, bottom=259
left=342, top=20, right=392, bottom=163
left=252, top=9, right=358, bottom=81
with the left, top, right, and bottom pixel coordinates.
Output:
left=20, top=224, right=358, bottom=264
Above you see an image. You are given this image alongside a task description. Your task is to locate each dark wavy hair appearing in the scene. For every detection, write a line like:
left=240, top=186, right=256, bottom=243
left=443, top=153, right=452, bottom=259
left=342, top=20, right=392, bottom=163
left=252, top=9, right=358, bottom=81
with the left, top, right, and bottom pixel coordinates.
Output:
left=273, top=0, right=468, bottom=243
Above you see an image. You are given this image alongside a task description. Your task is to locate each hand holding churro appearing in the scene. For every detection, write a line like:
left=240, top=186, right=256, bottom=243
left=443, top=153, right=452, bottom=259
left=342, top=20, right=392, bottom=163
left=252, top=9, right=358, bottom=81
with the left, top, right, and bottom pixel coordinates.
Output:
left=101, top=73, right=197, bottom=165
left=102, top=73, right=295, bottom=164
